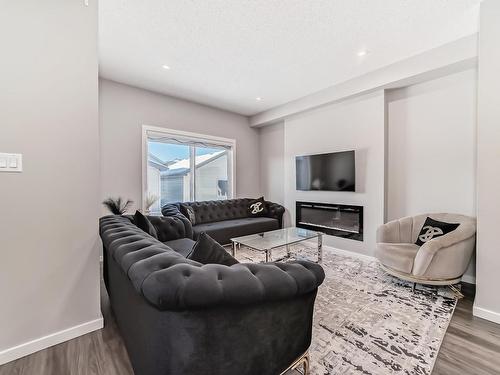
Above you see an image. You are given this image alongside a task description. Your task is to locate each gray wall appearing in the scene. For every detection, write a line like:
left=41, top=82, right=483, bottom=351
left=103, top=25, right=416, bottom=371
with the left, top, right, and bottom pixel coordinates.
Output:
left=99, top=79, right=260, bottom=209
left=0, top=0, right=101, bottom=360
left=259, top=122, right=285, bottom=205
left=475, top=0, right=500, bottom=323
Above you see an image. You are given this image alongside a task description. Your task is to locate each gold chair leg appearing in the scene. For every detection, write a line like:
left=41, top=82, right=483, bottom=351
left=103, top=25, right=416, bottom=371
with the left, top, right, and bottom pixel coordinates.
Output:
left=449, top=284, right=464, bottom=299
left=280, top=351, right=310, bottom=375
left=302, top=352, right=310, bottom=375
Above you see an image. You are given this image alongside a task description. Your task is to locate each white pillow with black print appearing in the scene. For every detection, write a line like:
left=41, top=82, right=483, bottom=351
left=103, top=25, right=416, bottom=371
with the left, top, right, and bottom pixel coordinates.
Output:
left=415, top=217, right=460, bottom=246
left=247, top=197, right=268, bottom=217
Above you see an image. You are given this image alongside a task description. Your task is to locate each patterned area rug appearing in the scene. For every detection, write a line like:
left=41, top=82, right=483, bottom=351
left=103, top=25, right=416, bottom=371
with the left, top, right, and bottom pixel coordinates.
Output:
left=231, top=244, right=457, bottom=375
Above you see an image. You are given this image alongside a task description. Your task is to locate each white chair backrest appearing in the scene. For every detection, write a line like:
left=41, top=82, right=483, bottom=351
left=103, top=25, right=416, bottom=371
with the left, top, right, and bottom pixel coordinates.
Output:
left=409, top=213, right=475, bottom=243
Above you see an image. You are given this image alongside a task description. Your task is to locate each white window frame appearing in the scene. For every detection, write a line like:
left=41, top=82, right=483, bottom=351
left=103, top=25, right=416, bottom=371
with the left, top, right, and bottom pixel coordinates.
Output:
left=141, top=125, right=236, bottom=211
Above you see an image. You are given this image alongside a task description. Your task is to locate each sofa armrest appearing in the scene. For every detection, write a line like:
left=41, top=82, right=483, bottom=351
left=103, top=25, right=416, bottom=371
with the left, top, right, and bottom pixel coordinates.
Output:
left=147, top=216, right=192, bottom=242
left=160, top=203, right=194, bottom=239
left=412, top=222, right=476, bottom=276
left=136, top=260, right=325, bottom=311
left=265, top=201, right=285, bottom=228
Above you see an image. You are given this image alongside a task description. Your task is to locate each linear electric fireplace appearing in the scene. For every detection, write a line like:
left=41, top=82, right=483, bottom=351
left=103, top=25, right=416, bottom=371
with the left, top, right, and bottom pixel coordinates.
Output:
left=296, top=201, right=363, bottom=241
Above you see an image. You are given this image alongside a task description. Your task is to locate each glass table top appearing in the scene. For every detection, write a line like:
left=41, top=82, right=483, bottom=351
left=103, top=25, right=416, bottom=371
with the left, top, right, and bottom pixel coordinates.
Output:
left=231, top=227, right=320, bottom=251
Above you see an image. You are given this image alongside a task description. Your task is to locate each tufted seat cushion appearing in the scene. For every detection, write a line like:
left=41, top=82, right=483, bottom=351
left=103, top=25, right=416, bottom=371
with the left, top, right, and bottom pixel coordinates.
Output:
left=100, top=215, right=325, bottom=311
left=163, top=238, right=196, bottom=257
left=192, top=217, right=279, bottom=244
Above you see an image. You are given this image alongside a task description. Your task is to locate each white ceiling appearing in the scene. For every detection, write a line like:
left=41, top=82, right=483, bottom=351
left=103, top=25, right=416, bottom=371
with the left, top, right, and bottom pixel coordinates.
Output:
left=98, top=0, right=480, bottom=116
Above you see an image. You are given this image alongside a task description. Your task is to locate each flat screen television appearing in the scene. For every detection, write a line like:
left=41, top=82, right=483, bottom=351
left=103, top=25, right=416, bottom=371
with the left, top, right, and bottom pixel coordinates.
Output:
left=296, top=150, right=355, bottom=191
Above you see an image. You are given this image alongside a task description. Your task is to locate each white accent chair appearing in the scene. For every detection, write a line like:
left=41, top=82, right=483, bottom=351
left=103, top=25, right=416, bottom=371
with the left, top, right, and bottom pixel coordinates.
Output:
left=375, top=213, right=476, bottom=286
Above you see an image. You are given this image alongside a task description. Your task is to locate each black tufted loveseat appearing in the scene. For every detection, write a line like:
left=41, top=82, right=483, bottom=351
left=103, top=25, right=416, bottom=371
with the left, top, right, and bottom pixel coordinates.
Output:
left=99, top=215, right=325, bottom=375
left=161, top=198, right=285, bottom=245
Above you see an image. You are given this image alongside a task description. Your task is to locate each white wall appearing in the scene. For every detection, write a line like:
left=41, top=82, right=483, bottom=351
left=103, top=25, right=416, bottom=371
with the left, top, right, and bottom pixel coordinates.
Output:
left=0, top=0, right=102, bottom=363
left=474, top=0, right=500, bottom=324
left=386, top=69, right=477, bottom=282
left=99, top=79, right=260, bottom=209
left=259, top=122, right=285, bottom=204
left=386, top=69, right=477, bottom=220
left=260, top=72, right=478, bottom=266
left=283, top=91, right=386, bottom=256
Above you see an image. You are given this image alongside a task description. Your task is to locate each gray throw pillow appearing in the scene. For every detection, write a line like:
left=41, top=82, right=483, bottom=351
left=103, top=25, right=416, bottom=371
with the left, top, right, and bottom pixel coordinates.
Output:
left=133, top=210, right=158, bottom=239
left=187, top=232, right=239, bottom=266
left=180, top=204, right=196, bottom=225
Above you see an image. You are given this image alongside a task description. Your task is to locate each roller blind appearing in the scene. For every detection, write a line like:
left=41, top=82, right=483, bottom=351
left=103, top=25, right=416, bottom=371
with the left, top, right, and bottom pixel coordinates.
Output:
left=147, top=130, right=233, bottom=150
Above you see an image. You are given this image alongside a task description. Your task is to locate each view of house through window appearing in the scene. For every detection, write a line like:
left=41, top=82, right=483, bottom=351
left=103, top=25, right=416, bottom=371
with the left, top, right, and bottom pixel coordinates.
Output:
left=146, top=129, right=233, bottom=213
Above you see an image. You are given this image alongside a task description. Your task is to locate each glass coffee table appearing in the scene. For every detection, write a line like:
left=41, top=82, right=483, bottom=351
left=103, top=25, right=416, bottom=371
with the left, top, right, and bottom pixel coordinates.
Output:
left=230, top=227, right=323, bottom=263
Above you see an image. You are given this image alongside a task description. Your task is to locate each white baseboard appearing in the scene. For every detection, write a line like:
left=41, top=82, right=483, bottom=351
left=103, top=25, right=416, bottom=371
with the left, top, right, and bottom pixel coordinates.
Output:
left=301, top=240, right=376, bottom=262
left=0, top=317, right=103, bottom=365
left=328, top=246, right=376, bottom=262
left=473, top=305, right=500, bottom=325
left=461, top=274, right=476, bottom=284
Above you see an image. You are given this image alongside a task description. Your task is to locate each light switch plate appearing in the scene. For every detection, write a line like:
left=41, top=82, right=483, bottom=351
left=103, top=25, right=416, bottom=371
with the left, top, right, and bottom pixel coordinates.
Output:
left=0, top=153, right=22, bottom=172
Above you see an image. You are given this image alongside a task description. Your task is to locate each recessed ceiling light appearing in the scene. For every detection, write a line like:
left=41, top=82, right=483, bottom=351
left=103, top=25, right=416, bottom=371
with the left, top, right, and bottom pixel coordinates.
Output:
left=162, top=64, right=171, bottom=70
left=256, top=97, right=262, bottom=101
left=357, top=50, right=369, bottom=57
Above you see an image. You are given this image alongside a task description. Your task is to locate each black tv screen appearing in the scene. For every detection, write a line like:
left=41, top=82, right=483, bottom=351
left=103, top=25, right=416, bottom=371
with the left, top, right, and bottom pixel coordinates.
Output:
left=296, top=150, right=355, bottom=191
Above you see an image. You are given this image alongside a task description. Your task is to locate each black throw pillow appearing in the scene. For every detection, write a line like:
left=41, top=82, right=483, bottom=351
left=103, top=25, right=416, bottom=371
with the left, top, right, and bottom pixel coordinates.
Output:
left=179, top=203, right=196, bottom=225
left=415, top=217, right=460, bottom=246
left=133, top=210, right=158, bottom=239
left=187, top=232, right=239, bottom=266
left=247, top=196, right=268, bottom=217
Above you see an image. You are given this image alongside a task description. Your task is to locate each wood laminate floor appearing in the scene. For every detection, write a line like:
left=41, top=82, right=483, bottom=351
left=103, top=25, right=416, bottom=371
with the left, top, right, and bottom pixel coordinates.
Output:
left=1, top=283, right=499, bottom=375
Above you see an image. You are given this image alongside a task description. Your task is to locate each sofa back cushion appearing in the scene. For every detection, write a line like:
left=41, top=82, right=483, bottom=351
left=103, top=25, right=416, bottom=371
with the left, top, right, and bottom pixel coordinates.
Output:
left=133, top=210, right=158, bottom=238
left=184, top=199, right=252, bottom=225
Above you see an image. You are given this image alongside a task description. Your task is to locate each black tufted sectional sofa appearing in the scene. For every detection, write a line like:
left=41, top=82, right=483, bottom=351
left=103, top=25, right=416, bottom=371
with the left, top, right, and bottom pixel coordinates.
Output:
left=99, top=214, right=325, bottom=375
left=162, top=198, right=286, bottom=245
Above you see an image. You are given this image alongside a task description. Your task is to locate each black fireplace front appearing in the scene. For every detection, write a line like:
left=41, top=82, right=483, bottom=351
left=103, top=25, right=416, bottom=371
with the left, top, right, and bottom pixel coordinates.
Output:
left=296, top=201, right=363, bottom=241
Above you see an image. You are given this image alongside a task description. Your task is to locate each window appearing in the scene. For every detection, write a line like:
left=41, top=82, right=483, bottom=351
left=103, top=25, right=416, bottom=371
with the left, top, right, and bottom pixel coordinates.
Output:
left=143, top=126, right=235, bottom=213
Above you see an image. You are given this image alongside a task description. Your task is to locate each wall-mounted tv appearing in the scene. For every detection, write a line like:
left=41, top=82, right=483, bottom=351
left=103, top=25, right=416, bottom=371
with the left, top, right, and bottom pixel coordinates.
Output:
left=296, top=150, right=355, bottom=192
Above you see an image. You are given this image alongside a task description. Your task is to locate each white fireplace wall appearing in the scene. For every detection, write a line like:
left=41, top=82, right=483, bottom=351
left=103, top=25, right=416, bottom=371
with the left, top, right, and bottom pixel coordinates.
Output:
left=259, top=69, right=477, bottom=278
left=283, top=90, right=386, bottom=256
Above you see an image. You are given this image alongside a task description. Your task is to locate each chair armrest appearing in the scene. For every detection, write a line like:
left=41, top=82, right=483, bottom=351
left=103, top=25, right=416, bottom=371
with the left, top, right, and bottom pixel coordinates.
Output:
left=265, top=201, right=285, bottom=228
left=412, top=222, right=476, bottom=276
left=376, top=220, right=400, bottom=243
